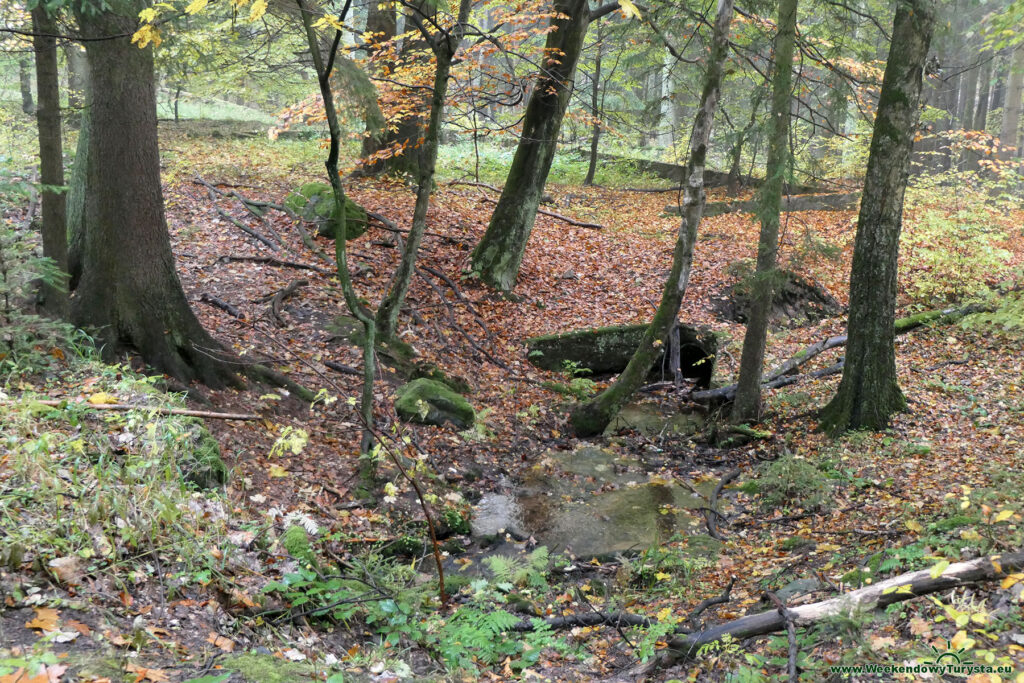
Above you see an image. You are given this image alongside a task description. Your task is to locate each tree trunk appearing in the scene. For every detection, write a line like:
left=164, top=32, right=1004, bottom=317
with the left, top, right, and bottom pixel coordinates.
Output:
left=569, top=0, right=736, bottom=437
left=470, top=0, right=591, bottom=291
left=31, top=4, right=68, bottom=316
left=973, top=53, right=993, bottom=131
left=959, top=56, right=979, bottom=130
left=297, top=0, right=378, bottom=483
left=583, top=31, right=602, bottom=187
left=726, top=89, right=764, bottom=196
left=65, top=43, right=88, bottom=128
left=72, top=0, right=240, bottom=387
left=374, top=1, right=471, bottom=342
left=19, top=57, right=35, bottom=115
left=819, top=0, right=936, bottom=436
left=361, top=1, right=428, bottom=178
left=999, top=46, right=1024, bottom=160
left=731, top=0, right=798, bottom=423
left=66, top=75, right=90, bottom=290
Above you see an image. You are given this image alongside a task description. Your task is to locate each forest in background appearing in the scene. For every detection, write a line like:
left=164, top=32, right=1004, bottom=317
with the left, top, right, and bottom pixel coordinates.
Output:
left=1, top=0, right=1024, bottom=680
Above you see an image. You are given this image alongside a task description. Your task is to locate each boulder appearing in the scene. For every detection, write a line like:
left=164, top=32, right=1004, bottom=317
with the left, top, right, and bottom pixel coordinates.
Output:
left=525, top=323, right=716, bottom=388
left=395, top=378, right=475, bottom=429
left=715, top=266, right=842, bottom=329
left=283, top=182, right=368, bottom=240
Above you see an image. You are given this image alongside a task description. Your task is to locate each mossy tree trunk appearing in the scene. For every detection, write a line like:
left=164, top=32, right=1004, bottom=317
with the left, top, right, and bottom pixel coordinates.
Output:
left=71, top=0, right=240, bottom=388
left=31, top=4, right=68, bottom=316
left=65, top=43, right=88, bottom=128
left=19, top=57, right=34, bottom=115
left=297, top=0, right=379, bottom=484
left=470, top=0, right=592, bottom=291
left=375, top=0, right=472, bottom=342
left=819, top=0, right=936, bottom=436
left=569, top=0, right=736, bottom=437
left=731, top=0, right=798, bottom=423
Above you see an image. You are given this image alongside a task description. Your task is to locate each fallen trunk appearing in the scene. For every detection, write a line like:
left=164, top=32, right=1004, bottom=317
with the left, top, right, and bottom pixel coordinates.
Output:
left=666, top=192, right=860, bottom=218
left=525, top=323, right=717, bottom=388
left=693, top=301, right=989, bottom=403
left=651, top=551, right=1024, bottom=668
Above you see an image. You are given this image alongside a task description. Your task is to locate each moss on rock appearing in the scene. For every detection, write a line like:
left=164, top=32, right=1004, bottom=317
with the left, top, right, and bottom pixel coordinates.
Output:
left=394, top=378, right=474, bottom=429
left=284, top=182, right=368, bottom=240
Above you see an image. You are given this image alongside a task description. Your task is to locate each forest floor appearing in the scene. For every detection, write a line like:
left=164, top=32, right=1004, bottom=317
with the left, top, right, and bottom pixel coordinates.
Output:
left=2, top=124, right=1024, bottom=682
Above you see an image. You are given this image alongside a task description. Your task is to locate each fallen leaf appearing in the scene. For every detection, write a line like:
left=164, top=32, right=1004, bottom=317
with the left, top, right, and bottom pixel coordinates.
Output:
left=87, top=392, right=118, bottom=405
left=125, top=663, right=169, bottom=683
left=207, top=632, right=236, bottom=652
left=25, top=608, right=60, bottom=632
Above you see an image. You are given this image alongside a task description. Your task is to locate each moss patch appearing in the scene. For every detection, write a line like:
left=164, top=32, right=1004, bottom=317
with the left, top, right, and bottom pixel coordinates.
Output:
left=284, top=182, right=368, bottom=240
left=221, top=652, right=312, bottom=683
left=394, top=378, right=475, bottom=429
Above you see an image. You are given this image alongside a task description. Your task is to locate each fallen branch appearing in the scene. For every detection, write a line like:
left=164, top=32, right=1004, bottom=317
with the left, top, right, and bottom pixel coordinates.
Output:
left=765, top=592, right=799, bottom=683
left=200, top=293, right=244, bottom=319
left=16, top=399, right=259, bottom=420
left=325, top=360, right=362, bottom=376
left=215, top=207, right=279, bottom=250
left=478, top=195, right=604, bottom=230
left=692, top=301, right=990, bottom=403
left=703, top=468, right=740, bottom=540
left=213, top=254, right=329, bottom=275
left=261, top=278, right=308, bottom=326
left=644, top=551, right=1024, bottom=671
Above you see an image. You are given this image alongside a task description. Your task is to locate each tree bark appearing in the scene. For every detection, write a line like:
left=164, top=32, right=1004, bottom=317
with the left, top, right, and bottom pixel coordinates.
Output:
left=470, top=0, right=592, bottom=291
left=818, top=0, right=936, bottom=436
left=65, top=43, right=88, bottom=128
left=999, top=46, right=1024, bottom=160
left=583, top=29, right=602, bottom=187
left=358, top=0, right=398, bottom=172
left=71, top=0, right=240, bottom=387
left=374, top=0, right=472, bottom=341
left=569, top=0, right=736, bottom=437
left=959, top=55, right=979, bottom=130
left=973, top=52, right=993, bottom=132
left=31, top=4, right=69, bottom=316
left=731, top=0, right=798, bottom=423
left=19, top=57, right=35, bottom=115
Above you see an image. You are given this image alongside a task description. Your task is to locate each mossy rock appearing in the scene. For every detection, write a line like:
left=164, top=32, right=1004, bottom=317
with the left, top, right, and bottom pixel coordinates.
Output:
left=284, top=181, right=368, bottom=240
left=181, top=424, right=228, bottom=489
left=281, top=524, right=318, bottom=569
left=410, top=361, right=471, bottom=394
left=220, top=652, right=312, bottom=683
left=395, top=378, right=474, bottom=429
left=525, top=323, right=716, bottom=388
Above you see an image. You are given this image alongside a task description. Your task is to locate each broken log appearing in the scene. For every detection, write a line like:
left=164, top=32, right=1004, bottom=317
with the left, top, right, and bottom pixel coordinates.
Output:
left=649, top=551, right=1024, bottom=668
left=213, top=254, right=330, bottom=274
left=261, top=278, right=308, bottom=326
left=199, top=293, right=244, bottom=319
left=478, top=195, right=603, bottom=229
left=665, top=191, right=860, bottom=217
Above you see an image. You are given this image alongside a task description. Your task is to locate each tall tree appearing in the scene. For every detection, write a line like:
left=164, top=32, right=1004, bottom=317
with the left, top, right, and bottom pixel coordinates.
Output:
left=70, top=0, right=240, bottom=387
left=730, top=0, right=798, bottom=423
left=65, top=42, right=88, bottom=126
left=819, top=0, right=936, bottom=435
left=19, top=56, right=34, bottom=114
left=30, top=2, right=68, bottom=315
left=973, top=50, right=994, bottom=130
left=470, top=0, right=623, bottom=291
left=570, top=0, right=735, bottom=437
left=999, top=46, right=1024, bottom=159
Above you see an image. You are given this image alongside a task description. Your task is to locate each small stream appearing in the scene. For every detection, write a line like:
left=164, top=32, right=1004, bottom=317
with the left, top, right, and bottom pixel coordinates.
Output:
left=470, top=446, right=720, bottom=559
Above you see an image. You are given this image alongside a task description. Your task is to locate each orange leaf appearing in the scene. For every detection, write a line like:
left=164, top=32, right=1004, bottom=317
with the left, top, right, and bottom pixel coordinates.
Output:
left=125, top=664, right=169, bottom=683
left=25, top=608, right=59, bottom=632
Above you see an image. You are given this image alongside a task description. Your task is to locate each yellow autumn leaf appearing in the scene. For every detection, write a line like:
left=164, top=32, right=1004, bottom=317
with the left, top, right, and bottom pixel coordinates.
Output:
left=654, top=571, right=671, bottom=581
left=138, top=7, right=158, bottom=22
left=185, top=0, right=209, bottom=14
left=25, top=607, right=59, bottom=632
left=618, top=0, right=642, bottom=19
left=268, top=465, right=289, bottom=478
left=905, top=520, right=923, bottom=533
left=88, top=392, right=118, bottom=405
left=1000, top=573, right=1024, bottom=589
left=929, top=560, right=950, bottom=579
left=951, top=629, right=976, bottom=651
left=993, top=509, right=1015, bottom=523
left=248, top=0, right=268, bottom=21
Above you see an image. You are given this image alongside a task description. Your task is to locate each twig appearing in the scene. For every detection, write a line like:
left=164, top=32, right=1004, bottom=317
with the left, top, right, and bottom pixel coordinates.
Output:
left=200, top=293, right=244, bottom=319
left=16, top=400, right=259, bottom=420
left=260, top=278, right=308, bottom=326
left=215, top=207, right=279, bottom=250
left=704, top=468, right=740, bottom=540
left=325, top=360, right=362, bottom=376
left=687, top=578, right=735, bottom=629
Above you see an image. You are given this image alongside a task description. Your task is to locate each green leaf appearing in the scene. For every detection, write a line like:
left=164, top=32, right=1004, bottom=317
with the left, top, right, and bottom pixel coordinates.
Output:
left=929, top=560, right=950, bottom=579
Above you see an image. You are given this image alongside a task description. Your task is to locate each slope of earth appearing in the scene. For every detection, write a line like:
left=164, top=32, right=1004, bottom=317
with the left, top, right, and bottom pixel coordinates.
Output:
left=2, top=122, right=1022, bottom=682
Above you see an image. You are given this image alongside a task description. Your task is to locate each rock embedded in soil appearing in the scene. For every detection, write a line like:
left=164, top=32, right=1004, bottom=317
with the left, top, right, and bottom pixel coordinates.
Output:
left=394, top=378, right=475, bottom=429
left=283, top=182, right=368, bottom=240
left=525, top=323, right=717, bottom=388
